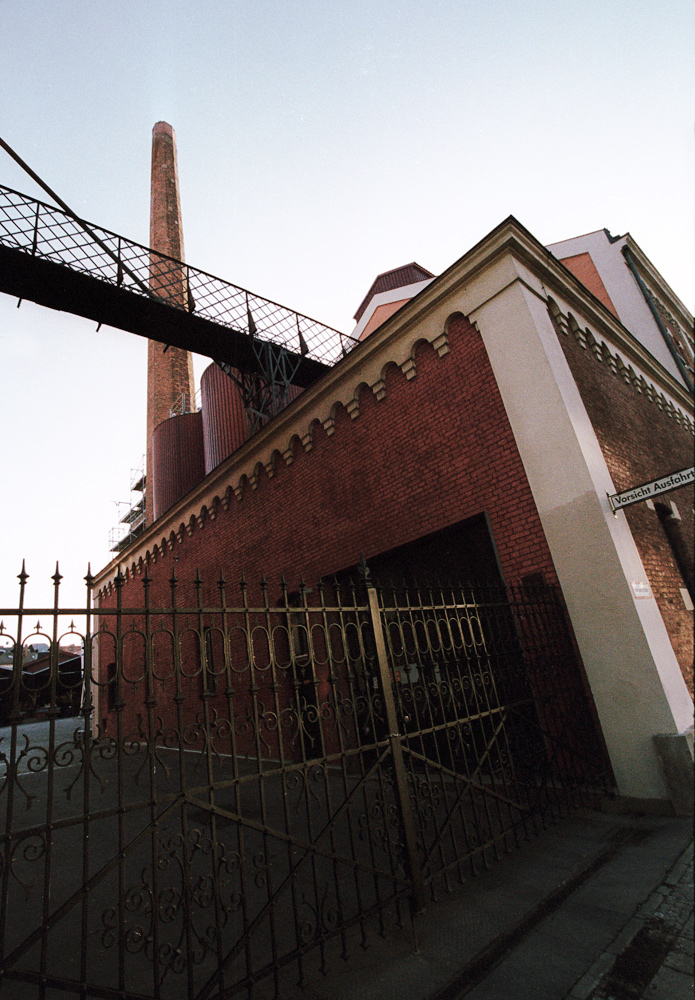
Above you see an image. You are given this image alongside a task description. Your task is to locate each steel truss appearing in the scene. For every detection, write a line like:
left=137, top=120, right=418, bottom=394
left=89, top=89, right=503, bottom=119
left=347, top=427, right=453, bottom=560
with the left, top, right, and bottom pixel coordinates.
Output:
left=0, top=184, right=356, bottom=387
left=217, top=336, right=305, bottom=437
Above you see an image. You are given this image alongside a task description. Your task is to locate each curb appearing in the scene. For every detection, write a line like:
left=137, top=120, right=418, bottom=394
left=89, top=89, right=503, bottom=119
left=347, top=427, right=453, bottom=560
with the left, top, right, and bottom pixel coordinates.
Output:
left=567, top=840, right=694, bottom=1000
left=428, top=828, right=637, bottom=1000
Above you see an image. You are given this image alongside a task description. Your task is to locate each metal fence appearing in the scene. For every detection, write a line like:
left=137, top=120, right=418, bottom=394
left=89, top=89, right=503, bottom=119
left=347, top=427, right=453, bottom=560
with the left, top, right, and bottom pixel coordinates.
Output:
left=0, top=566, right=612, bottom=999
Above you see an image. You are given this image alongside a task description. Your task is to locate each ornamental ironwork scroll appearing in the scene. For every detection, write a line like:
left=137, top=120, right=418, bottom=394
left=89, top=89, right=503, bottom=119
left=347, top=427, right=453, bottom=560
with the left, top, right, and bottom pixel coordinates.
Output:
left=0, top=566, right=611, bottom=998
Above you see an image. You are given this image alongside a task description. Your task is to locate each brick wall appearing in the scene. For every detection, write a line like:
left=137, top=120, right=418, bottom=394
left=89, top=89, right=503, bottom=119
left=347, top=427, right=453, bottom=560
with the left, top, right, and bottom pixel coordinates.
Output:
left=107, top=314, right=559, bottom=607
left=553, top=309, right=694, bottom=693
left=98, top=313, right=567, bottom=737
left=150, top=122, right=186, bottom=264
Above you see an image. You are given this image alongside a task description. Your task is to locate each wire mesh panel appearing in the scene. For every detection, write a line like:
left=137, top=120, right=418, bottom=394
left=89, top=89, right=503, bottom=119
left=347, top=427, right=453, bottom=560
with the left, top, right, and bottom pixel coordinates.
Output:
left=0, top=567, right=612, bottom=999
left=0, top=184, right=356, bottom=367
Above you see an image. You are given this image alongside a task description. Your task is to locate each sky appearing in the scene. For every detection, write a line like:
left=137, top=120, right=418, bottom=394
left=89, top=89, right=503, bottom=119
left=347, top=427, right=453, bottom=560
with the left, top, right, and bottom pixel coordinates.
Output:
left=0, top=0, right=693, bottom=612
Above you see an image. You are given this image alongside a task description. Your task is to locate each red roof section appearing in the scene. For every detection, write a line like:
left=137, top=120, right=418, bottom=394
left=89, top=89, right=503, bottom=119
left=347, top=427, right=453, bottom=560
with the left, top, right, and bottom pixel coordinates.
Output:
left=559, top=252, right=620, bottom=319
left=354, top=262, right=435, bottom=322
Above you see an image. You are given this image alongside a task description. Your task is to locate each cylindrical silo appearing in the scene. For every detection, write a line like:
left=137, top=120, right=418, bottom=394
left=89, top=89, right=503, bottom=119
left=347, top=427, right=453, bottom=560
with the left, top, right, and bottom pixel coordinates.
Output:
left=285, top=383, right=304, bottom=407
left=201, top=363, right=247, bottom=474
left=201, top=363, right=306, bottom=474
left=151, top=411, right=205, bottom=520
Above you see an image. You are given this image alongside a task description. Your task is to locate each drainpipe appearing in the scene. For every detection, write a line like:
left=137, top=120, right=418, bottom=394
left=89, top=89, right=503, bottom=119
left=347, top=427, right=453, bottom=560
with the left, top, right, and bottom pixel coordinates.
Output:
left=621, top=246, right=694, bottom=395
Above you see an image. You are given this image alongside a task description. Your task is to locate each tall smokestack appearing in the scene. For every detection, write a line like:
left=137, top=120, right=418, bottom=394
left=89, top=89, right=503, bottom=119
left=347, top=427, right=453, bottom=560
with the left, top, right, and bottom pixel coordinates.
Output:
left=146, top=122, right=195, bottom=524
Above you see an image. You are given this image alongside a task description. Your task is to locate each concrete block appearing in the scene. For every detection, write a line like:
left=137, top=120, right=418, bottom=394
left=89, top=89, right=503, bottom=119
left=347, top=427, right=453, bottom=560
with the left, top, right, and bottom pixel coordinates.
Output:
left=607, top=917, right=642, bottom=954
left=664, top=948, right=695, bottom=975
left=599, top=795, right=674, bottom=816
left=637, top=892, right=665, bottom=919
left=644, top=963, right=695, bottom=999
left=653, top=727, right=694, bottom=817
left=664, top=845, right=693, bottom=886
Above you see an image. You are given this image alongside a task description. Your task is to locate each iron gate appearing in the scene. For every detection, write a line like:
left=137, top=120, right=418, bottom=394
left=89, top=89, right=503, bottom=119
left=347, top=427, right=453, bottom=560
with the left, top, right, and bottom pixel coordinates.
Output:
left=0, top=566, right=611, bottom=999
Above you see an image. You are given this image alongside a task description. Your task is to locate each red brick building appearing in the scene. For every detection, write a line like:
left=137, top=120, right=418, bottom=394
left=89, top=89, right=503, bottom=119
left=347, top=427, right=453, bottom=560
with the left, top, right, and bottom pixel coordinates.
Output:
left=93, top=130, right=693, bottom=813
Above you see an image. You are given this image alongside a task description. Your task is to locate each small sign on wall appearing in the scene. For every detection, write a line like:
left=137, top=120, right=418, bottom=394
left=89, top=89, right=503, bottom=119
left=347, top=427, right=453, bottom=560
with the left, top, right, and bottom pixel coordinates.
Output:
left=631, top=580, right=652, bottom=599
left=609, top=467, right=694, bottom=512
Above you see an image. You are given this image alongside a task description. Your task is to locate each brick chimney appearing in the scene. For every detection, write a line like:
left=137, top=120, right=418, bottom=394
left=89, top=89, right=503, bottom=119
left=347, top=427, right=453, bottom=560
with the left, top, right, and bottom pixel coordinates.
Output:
left=146, top=122, right=195, bottom=524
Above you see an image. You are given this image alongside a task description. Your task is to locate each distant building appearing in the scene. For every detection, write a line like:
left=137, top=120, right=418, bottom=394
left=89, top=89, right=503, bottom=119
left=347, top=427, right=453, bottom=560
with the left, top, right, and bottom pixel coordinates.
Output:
left=0, top=649, right=82, bottom=723
left=547, top=228, right=694, bottom=394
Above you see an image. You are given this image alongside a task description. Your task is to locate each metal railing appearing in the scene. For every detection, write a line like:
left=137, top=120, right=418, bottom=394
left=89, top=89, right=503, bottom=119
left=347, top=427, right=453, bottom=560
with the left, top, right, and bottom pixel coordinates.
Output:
left=0, top=565, right=612, bottom=999
left=0, top=184, right=357, bottom=367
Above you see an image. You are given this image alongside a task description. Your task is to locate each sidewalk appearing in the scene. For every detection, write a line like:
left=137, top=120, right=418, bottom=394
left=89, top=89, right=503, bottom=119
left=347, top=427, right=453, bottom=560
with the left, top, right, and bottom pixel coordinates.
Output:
left=297, top=806, right=693, bottom=1000
left=567, top=838, right=693, bottom=1000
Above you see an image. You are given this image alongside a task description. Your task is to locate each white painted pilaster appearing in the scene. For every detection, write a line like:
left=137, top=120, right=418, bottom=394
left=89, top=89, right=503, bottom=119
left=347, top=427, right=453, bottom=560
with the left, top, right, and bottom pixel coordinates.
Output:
left=468, top=271, right=693, bottom=802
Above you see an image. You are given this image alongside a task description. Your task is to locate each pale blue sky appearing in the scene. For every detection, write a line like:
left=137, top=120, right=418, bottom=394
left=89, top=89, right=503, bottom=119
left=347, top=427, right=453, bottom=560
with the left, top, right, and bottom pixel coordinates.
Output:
left=0, top=0, right=692, bottom=608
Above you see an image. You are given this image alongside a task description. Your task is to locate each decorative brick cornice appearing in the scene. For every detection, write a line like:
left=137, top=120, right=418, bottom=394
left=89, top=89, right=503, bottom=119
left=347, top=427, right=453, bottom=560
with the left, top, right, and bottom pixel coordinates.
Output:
left=93, top=215, right=692, bottom=598
left=94, top=316, right=455, bottom=595
left=548, top=298, right=694, bottom=435
left=433, top=331, right=450, bottom=357
left=401, top=358, right=417, bottom=380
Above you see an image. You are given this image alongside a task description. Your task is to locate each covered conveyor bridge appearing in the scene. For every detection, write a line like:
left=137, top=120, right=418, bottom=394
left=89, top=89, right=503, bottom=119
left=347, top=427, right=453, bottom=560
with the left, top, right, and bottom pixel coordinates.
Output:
left=0, top=183, right=352, bottom=387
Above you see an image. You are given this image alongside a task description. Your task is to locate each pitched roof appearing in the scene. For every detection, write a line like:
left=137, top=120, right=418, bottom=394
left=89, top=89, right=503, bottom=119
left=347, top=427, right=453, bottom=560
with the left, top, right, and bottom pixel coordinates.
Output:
left=353, top=262, right=435, bottom=321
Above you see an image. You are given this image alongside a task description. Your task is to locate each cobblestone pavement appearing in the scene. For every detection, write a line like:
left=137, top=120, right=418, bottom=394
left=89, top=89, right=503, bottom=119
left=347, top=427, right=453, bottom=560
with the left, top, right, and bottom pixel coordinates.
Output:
left=568, top=840, right=694, bottom=1000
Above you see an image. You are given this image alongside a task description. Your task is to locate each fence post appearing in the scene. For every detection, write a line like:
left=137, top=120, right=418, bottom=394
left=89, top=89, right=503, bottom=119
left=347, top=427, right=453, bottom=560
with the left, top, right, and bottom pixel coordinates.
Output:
left=365, top=582, right=427, bottom=913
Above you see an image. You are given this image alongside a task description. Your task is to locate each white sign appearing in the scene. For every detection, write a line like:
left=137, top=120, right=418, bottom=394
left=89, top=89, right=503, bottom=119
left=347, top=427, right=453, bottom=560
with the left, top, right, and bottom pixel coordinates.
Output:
left=609, top=467, right=694, bottom=512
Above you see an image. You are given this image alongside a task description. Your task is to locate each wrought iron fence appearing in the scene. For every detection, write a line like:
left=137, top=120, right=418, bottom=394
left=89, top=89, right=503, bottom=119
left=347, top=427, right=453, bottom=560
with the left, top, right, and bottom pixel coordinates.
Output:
left=0, top=184, right=356, bottom=366
left=0, top=565, right=612, bottom=999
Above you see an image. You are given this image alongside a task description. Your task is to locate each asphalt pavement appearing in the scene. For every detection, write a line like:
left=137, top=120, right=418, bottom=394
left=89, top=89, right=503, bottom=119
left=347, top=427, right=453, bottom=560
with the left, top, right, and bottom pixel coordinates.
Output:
left=296, top=805, right=693, bottom=1000
left=1, top=721, right=692, bottom=999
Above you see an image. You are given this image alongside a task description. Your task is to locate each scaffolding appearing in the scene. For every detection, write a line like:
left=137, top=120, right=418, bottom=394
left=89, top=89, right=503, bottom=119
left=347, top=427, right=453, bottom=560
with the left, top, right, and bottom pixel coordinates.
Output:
left=168, top=386, right=202, bottom=418
left=109, top=459, right=146, bottom=553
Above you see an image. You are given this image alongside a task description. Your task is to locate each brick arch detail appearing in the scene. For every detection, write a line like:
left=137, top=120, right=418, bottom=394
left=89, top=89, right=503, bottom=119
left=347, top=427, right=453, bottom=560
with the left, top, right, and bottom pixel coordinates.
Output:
left=549, top=300, right=693, bottom=433
left=97, top=314, right=480, bottom=590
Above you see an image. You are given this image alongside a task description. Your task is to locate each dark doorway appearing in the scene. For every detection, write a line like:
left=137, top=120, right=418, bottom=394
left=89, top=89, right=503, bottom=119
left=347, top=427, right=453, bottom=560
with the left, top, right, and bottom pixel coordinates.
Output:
left=367, top=513, right=504, bottom=586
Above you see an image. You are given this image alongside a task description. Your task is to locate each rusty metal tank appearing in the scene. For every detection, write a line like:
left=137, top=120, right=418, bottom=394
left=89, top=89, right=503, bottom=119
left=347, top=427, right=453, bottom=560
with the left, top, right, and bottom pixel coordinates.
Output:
left=201, top=363, right=247, bottom=474
left=201, top=363, right=306, bottom=474
left=151, top=411, right=205, bottom=520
